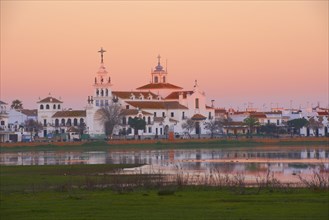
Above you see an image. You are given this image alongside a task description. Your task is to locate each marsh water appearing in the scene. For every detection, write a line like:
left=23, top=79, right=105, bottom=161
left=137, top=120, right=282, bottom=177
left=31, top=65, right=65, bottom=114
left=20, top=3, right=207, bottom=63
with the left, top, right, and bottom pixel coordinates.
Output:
left=1, top=146, right=328, bottom=181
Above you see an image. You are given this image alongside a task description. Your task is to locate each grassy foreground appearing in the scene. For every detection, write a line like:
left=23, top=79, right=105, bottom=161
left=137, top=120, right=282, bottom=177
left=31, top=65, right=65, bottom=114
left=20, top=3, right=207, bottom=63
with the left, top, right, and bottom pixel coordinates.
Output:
left=1, top=164, right=328, bottom=220
left=2, top=189, right=328, bottom=220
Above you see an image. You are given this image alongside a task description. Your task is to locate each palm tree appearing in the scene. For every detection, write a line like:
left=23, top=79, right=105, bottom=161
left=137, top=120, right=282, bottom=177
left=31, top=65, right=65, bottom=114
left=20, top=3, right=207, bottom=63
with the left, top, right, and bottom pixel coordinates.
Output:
left=243, top=116, right=260, bottom=138
left=11, top=99, right=23, bottom=110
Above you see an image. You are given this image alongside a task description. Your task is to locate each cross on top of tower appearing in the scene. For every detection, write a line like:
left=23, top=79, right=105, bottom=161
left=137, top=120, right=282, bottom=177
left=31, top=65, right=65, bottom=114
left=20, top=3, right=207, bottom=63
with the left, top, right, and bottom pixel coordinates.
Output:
left=157, top=54, right=161, bottom=64
left=98, top=47, right=106, bottom=63
left=155, top=54, right=163, bottom=71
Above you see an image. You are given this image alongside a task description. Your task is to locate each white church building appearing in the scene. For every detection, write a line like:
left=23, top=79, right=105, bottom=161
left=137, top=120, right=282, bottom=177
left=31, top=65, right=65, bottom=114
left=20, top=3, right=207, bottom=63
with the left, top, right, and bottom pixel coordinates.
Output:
left=85, top=48, right=215, bottom=139
left=28, top=48, right=215, bottom=140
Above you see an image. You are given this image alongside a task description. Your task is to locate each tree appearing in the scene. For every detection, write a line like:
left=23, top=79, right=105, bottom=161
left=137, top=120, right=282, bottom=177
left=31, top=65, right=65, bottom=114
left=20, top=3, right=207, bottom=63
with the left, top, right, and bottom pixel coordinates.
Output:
left=243, top=116, right=260, bottom=138
left=128, top=117, right=146, bottom=139
left=307, top=117, right=322, bottom=136
left=96, top=104, right=122, bottom=139
left=287, top=118, right=308, bottom=136
left=24, top=119, right=43, bottom=140
left=181, top=118, right=195, bottom=138
left=259, top=123, right=277, bottom=136
left=78, top=122, right=86, bottom=135
left=204, top=119, right=223, bottom=138
left=11, top=99, right=23, bottom=110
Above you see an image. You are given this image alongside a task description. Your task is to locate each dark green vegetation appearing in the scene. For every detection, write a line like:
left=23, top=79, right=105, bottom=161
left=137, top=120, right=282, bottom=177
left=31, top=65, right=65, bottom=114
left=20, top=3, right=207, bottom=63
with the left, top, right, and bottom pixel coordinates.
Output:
left=0, top=164, right=147, bottom=193
left=1, top=187, right=328, bottom=220
left=1, top=164, right=328, bottom=220
left=128, top=117, right=147, bottom=136
left=1, top=138, right=328, bottom=153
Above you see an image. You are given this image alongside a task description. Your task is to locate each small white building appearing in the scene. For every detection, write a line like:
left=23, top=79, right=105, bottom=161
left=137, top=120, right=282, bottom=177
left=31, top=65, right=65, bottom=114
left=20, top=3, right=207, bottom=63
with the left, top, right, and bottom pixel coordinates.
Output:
left=0, top=100, right=10, bottom=142
left=9, top=109, right=38, bottom=129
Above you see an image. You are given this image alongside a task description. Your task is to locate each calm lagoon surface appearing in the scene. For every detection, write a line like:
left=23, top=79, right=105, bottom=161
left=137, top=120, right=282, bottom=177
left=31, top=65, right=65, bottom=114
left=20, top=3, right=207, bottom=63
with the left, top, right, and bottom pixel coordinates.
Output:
left=1, top=145, right=328, bottom=183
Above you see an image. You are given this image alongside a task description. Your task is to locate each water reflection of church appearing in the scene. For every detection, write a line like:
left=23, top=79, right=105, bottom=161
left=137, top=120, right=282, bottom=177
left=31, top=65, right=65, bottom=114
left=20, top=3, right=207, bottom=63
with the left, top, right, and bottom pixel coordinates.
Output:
left=2, top=149, right=328, bottom=175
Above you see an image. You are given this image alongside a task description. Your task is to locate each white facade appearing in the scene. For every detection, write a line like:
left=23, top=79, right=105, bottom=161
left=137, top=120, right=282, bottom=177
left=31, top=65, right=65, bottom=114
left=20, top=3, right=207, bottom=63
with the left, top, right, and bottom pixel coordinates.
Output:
left=0, top=101, right=10, bottom=142
left=86, top=50, right=215, bottom=138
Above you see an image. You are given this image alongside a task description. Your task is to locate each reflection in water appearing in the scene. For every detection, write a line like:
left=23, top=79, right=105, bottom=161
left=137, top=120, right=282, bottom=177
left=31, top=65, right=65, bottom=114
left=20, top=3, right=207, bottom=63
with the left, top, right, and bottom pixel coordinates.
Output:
left=2, top=147, right=328, bottom=184
left=1, top=149, right=328, bottom=165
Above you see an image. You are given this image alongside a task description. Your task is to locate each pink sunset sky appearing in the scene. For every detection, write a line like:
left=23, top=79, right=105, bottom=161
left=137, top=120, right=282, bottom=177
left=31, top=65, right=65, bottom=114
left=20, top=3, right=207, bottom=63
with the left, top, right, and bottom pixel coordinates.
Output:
left=1, top=1, right=328, bottom=110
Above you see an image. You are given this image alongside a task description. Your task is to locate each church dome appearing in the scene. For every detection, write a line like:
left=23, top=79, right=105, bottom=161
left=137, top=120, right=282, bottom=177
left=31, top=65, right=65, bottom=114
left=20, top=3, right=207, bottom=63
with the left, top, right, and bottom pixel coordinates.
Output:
left=155, top=63, right=163, bottom=71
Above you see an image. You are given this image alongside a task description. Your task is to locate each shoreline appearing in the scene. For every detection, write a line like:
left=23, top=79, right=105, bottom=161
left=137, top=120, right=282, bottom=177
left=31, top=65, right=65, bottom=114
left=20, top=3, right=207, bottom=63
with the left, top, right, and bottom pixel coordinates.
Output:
left=0, top=137, right=328, bottom=151
left=1, top=136, right=328, bottom=146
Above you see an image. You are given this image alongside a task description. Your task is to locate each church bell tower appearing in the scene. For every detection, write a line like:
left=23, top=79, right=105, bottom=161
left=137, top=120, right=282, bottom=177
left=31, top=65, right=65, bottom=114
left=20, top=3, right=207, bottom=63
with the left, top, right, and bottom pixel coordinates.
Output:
left=87, top=47, right=113, bottom=108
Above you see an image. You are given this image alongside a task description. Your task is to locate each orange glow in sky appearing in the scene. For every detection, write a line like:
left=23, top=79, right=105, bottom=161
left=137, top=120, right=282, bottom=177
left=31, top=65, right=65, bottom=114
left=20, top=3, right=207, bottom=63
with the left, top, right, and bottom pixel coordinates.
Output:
left=1, top=1, right=328, bottom=110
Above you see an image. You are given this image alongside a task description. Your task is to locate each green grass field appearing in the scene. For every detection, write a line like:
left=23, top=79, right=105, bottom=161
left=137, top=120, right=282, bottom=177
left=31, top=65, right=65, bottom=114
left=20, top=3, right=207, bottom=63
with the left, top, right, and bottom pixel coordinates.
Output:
left=1, top=164, right=328, bottom=220
left=1, top=138, right=328, bottom=153
left=1, top=189, right=328, bottom=220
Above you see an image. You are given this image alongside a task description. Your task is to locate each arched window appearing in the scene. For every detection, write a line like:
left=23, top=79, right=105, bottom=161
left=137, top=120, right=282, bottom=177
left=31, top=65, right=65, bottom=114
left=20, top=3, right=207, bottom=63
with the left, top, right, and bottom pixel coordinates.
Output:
left=96, top=89, right=99, bottom=96
left=154, top=76, right=158, bottom=83
left=147, top=117, right=151, bottom=124
left=105, top=89, right=109, bottom=96
left=143, top=117, right=146, bottom=122
left=53, top=104, right=56, bottom=109
left=46, top=104, right=50, bottom=109
left=67, top=119, right=72, bottom=126
left=55, top=119, right=59, bottom=126
left=61, top=119, right=65, bottom=126
left=40, top=105, right=44, bottom=110
left=101, top=89, right=104, bottom=96
left=163, top=76, right=166, bottom=83
left=80, top=118, right=84, bottom=125
left=58, top=104, right=61, bottom=109
left=73, top=118, right=78, bottom=126
left=122, top=117, right=126, bottom=125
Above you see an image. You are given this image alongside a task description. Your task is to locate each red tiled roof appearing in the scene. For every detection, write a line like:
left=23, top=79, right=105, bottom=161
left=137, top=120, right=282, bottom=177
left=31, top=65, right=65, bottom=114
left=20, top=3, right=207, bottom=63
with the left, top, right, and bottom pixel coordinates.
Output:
left=215, top=108, right=227, bottom=113
left=318, top=112, right=329, bottom=116
left=165, top=91, right=194, bottom=99
left=126, top=101, right=188, bottom=110
left=265, top=111, right=282, bottom=115
left=232, top=111, right=248, bottom=115
left=136, top=83, right=183, bottom=90
left=38, top=97, right=62, bottom=103
left=52, top=110, right=86, bottom=118
left=19, top=109, right=37, bottom=117
left=191, top=114, right=207, bottom=120
left=112, top=91, right=159, bottom=100
left=250, top=113, right=267, bottom=118
left=119, top=109, right=152, bottom=116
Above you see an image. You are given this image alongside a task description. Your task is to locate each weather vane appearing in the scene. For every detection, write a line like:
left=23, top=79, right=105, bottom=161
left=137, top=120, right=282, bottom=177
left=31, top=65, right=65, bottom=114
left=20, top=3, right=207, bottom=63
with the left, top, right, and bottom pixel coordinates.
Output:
left=98, top=47, right=106, bottom=63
